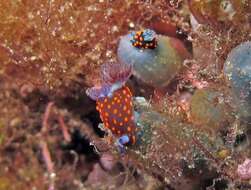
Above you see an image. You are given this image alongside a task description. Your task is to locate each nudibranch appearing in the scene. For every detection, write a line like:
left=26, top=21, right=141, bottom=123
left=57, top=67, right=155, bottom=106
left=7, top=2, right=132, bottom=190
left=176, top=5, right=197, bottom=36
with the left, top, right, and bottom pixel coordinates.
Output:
left=95, top=86, right=137, bottom=144
left=86, top=62, right=137, bottom=150
left=117, top=28, right=190, bottom=89
left=130, top=29, right=157, bottom=49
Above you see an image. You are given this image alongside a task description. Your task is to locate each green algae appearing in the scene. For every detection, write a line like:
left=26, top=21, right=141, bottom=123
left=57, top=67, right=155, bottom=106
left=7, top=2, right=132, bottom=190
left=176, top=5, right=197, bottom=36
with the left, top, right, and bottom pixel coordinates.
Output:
left=190, top=88, right=233, bottom=132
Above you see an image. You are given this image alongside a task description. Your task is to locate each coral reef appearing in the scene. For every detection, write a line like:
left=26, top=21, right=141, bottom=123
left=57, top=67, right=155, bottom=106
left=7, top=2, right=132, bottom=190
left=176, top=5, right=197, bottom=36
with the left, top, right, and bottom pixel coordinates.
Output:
left=0, top=0, right=251, bottom=190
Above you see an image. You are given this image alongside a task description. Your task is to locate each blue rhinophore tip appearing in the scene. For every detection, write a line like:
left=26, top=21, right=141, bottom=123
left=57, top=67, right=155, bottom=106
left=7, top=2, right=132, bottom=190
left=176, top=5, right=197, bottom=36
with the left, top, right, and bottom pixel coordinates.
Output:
left=116, top=135, right=130, bottom=153
left=118, top=135, right=130, bottom=145
left=142, top=29, right=156, bottom=42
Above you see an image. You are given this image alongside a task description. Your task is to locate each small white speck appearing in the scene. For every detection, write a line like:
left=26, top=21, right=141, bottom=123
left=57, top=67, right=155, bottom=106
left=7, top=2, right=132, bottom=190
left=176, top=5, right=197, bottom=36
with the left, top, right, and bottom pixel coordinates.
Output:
left=129, top=22, right=135, bottom=29
left=111, top=26, right=119, bottom=33
left=106, top=50, right=112, bottom=58
left=30, top=56, right=37, bottom=61
left=50, top=172, right=56, bottom=179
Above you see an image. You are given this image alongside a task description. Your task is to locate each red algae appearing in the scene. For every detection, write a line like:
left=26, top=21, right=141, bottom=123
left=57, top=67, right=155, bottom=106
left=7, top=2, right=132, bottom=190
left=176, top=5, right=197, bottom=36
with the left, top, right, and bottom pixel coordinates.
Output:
left=0, top=0, right=183, bottom=94
left=0, top=0, right=251, bottom=190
